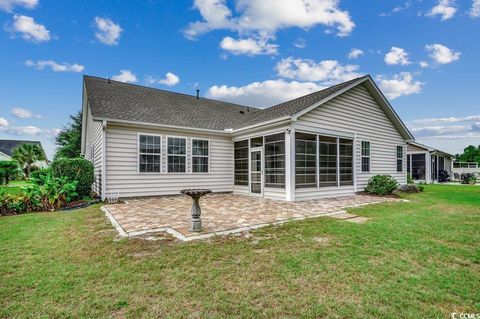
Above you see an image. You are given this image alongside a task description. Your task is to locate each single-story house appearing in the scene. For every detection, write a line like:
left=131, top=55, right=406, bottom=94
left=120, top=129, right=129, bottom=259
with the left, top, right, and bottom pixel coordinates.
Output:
left=81, top=75, right=415, bottom=201
left=0, top=139, right=48, bottom=168
left=406, top=141, right=454, bottom=183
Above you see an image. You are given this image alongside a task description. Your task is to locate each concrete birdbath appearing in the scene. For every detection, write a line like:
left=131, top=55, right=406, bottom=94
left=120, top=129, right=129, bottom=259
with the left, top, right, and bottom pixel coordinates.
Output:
left=180, top=189, right=212, bottom=232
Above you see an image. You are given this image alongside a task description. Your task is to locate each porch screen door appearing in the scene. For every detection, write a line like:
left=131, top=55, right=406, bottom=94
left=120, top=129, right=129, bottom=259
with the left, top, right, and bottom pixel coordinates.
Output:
left=250, top=149, right=263, bottom=195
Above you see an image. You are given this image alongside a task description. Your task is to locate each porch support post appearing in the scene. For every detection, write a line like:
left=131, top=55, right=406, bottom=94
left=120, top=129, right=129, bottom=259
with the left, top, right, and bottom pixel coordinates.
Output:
left=285, top=128, right=295, bottom=201
left=425, top=152, right=432, bottom=183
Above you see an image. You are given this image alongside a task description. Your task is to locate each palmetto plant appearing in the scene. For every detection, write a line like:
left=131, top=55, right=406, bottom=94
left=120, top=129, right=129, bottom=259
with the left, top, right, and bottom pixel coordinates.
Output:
left=12, top=144, right=46, bottom=179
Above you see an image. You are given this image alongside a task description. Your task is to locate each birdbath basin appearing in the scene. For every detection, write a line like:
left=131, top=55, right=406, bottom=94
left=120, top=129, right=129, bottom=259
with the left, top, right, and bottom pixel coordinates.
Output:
left=180, top=189, right=212, bottom=232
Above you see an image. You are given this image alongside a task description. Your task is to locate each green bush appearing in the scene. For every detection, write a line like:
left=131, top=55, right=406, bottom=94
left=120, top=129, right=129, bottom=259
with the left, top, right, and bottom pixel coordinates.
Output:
left=50, top=158, right=93, bottom=197
left=365, top=175, right=399, bottom=196
left=0, top=174, right=78, bottom=216
left=30, top=168, right=52, bottom=185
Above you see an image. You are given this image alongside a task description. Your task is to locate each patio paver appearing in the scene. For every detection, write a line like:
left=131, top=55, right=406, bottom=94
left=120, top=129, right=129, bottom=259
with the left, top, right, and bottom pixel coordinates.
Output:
left=102, top=193, right=399, bottom=241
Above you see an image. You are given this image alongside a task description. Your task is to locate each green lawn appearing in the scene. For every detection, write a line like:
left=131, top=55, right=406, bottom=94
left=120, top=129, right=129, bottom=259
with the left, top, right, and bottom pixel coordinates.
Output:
left=0, top=180, right=31, bottom=195
left=0, top=185, right=479, bottom=318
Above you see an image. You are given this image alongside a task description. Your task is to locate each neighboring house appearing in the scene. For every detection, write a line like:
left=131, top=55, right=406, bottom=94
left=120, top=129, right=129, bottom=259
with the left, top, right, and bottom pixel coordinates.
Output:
left=81, top=75, right=414, bottom=201
left=0, top=139, right=49, bottom=168
left=406, top=141, right=454, bottom=183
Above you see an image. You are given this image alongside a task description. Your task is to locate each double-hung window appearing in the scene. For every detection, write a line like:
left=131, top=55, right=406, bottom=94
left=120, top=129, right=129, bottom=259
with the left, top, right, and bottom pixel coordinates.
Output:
left=139, top=134, right=161, bottom=173
left=192, top=139, right=209, bottom=173
left=361, top=141, right=370, bottom=172
left=167, top=137, right=186, bottom=173
left=396, top=145, right=404, bottom=172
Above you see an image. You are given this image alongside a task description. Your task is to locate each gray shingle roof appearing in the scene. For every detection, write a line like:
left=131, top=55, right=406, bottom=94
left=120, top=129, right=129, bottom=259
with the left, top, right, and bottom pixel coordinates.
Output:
left=0, top=140, right=46, bottom=158
left=84, top=75, right=368, bottom=131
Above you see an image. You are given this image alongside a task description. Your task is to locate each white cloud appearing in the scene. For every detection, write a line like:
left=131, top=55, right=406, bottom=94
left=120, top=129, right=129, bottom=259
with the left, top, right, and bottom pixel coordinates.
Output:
left=275, top=57, right=361, bottom=84
left=379, top=1, right=411, bottom=16
left=0, top=123, right=59, bottom=137
left=419, top=61, right=429, bottom=68
left=112, top=70, right=137, bottom=83
left=293, top=38, right=306, bottom=49
left=0, top=0, right=38, bottom=12
left=0, top=117, right=8, bottom=127
left=425, top=43, right=460, bottom=64
left=219, top=36, right=278, bottom=55
left=10, top=107, right=42, bottom=119
left=471, top=0, right=480, bottom=17
left=409, top=115, right=480, bottom=125
left=426, top=0, right=456, bottom=20
left=25, top=59, right=84, bottom=73
left=185, top=0, right=355, bottom=52
left=145, top=72, right=180, bottom=86
left=10, top=15, right=50, bottom=43
left=376, top=72, right=424, bottom=99
left=94, top=17, right=122, bottom=46
left=207, top=79, right=323, bottom=108
left=384, top=47, right=410, bottom=65
left=347, top=48, right=363, bottom=59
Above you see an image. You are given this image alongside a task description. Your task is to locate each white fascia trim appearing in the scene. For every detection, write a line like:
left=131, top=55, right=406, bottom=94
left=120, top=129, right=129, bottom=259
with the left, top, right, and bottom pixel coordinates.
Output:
left=407, top=141, right=434, bottom=152
left=92, top=117, right=228, bottom=135
left=229, top=116, right=292, bottom=134
left=80, top=83, right=88, bottom=155
left=101, top=120, right=107, bottom=201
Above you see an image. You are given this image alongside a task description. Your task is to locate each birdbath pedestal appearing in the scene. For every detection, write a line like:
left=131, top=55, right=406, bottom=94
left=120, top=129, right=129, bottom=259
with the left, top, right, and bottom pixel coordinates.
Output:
left=180, top=189, right=212, bottom=232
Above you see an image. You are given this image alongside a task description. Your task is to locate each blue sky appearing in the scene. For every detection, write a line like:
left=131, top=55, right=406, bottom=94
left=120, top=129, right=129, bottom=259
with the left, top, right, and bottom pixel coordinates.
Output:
left=0, top=0, right=479, bottom=159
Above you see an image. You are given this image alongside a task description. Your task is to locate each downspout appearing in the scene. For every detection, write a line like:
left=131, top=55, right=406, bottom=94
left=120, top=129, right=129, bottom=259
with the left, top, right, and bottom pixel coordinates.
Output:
left=101, top=120, right=107, bottom=201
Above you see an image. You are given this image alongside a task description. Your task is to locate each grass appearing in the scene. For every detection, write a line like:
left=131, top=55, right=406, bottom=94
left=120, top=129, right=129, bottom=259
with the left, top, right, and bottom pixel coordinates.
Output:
left=0, top=185, right=479, bottom=318
left=0, top=180, right=31, bottom=195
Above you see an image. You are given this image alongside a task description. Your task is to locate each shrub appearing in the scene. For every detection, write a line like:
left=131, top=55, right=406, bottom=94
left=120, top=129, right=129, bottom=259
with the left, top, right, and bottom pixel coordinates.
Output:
left=0, top=174, right=78, bottom=216
left=51, top=158, right=93, bottom=197
left=0, top=161, right=20, bottom=185
left=398, top=184, right=423, bottom=193
left=365, top=175, right=399, bottom=196
left=30, top=168, right=52, bottom=185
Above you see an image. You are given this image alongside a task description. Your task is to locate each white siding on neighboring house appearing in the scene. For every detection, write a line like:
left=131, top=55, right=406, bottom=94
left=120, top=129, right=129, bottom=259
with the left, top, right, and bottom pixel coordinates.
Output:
left=105, top=123, right=234, bottom=198
left=294, top=84, right=407, bottom=200
left=84, top=107, right=103, bottom=195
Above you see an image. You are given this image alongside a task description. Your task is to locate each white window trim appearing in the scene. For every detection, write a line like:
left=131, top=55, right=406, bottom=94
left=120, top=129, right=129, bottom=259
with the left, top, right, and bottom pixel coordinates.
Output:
left=396, top=145, right=404, bottom=173
left=191, top=138, right=210, bottom=174
left=137, top=133, right=162, bottom=174
left=166, top=135, right=187, bottom=174
left=361, top=140, right=371, bottom=173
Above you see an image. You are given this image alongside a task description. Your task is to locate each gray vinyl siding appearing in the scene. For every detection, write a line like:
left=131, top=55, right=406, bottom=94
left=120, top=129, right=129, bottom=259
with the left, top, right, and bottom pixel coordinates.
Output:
left=105, top=124, right=233, bottom=198
left=84, top=108, right=103, bottom=195
left=294, top=84, right=407, bottom=199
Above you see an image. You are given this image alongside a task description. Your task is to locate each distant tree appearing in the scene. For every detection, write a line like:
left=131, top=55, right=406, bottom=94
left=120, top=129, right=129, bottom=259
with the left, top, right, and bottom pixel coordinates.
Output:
left=455, top=145, right=480, bottom=163
left=55, top=111, right=82, bottom=159
left=0, top=161, right=19, bottom=185
left=11, top=144, right=46, bottom=179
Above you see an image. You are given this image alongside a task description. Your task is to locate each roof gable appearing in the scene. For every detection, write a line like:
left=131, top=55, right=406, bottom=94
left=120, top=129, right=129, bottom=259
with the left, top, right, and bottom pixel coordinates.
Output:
left=83, top=75, right=413, bottom=140
left=289, top=76, right=414, bottom=140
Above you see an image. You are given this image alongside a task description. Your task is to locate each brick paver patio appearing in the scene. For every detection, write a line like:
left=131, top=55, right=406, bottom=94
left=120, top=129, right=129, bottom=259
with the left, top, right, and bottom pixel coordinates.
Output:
left=102, top=193, right=399, bottom=241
